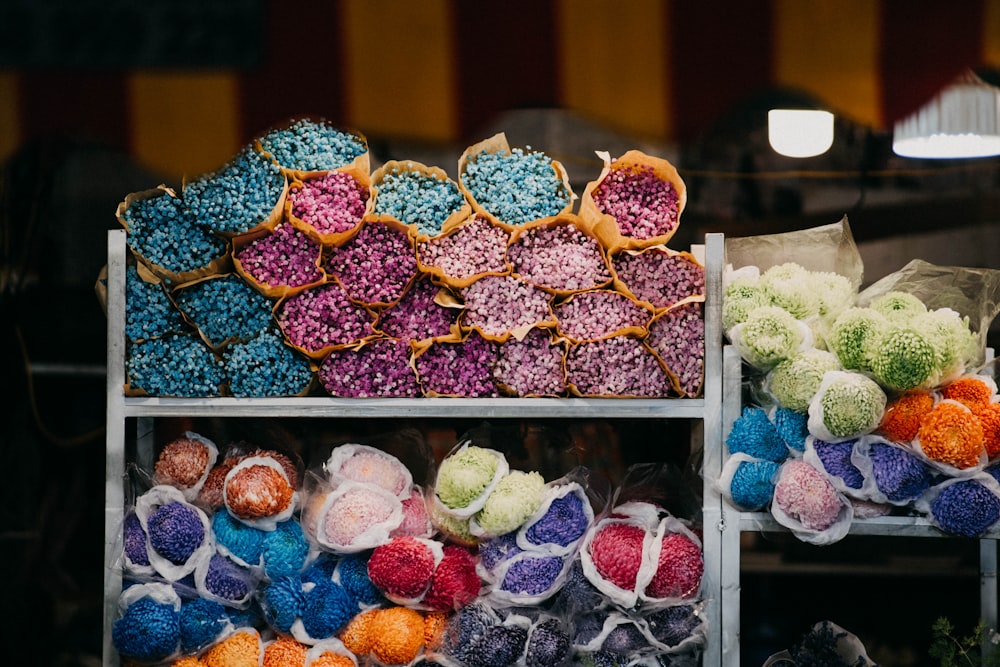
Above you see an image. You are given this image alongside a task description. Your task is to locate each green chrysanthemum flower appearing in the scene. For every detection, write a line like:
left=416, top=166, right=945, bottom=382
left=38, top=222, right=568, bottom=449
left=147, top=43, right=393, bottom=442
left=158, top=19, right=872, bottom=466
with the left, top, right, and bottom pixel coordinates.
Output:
left=910, top=308, right=980, bottom=386
left=730, top=305, right=809, bottom=370
left=868, top=291, right=927, bottom=324
left=827, top=307, right=889, bottom=372
left=870, top=327, right=936, bottom=392
left=723, top=279, right=771, bottom=332
left=760, top=263, right=821, bottom=319
left=809, top=371, right=887, bottom=440
left=431, top=505, right=475, bottom=544
left=809, top=271, right=856, bottom=321
left=475, top=470, right=547, bottom=535
left=436, top=446, right=500, bottom=509
left=768, top=349, right=842, bottom=413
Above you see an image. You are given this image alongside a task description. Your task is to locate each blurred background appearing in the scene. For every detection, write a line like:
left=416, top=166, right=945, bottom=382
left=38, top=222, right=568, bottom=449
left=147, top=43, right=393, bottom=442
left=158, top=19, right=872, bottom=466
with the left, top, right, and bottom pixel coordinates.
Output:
left=2, top=1, right=1000, bottom=664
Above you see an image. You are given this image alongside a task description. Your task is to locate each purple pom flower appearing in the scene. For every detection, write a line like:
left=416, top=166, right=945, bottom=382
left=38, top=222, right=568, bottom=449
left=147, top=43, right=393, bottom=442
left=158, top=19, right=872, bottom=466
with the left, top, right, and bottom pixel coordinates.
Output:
left=870, top=442, right=933, bottom=502
left=124, top=511, right=150, bottom=567
left=493, top=328, right=565, bottom=397
left=376, top=277, right=455, bottom=341
left=147, top=501, right=205, bottom=564
left=566, top=336, right=672, bottom=397
left=645, top=604, right=702, bottom=647
left=646, top=302, right=705, bottom=397
left=508, top=220, right=610, bottom=292
left=813, top=439, right=863, bottom=489
left=466, top=624, right=529, bottom=667
left=204, top=553, right=251, bottom=602
left=524, top=491, right=589, bottom=548
left=612, top=248, right=703, bottom=309
left=501, top=555, right=564, bottom=596
left=235, top=222, right=323, bottom=290
left=525, top=618, right=570, bottom=667
left=276, top=282, right=375, bottom=353
left=480, top=531, right=523, bottom=573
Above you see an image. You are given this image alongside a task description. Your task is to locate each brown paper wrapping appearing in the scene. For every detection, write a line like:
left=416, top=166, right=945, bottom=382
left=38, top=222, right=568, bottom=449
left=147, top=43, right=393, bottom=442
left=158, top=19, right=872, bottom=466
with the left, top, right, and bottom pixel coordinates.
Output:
left=457, top=132, right=575, bottom=227
left=255, top=116, right=371, bottom=181
left=371, top=159, right=472, bottom=242
left=508, top=214, right=614, bottom=297
left=115, top=186, right=232, bottom=285
left=231, top=223, right=327, bottom=300
left=415, top=213, right=512, bottom=290
left=285, top=166, right=374, bottom=247
left=579, top=149, right=687, bottom=253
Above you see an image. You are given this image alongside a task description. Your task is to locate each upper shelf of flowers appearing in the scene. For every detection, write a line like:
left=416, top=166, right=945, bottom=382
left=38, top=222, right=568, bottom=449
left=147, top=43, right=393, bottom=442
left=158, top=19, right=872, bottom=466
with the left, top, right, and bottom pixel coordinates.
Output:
left=718, top=220, right=1000, bottom=541
left=107, top=117, right=708, bottom=401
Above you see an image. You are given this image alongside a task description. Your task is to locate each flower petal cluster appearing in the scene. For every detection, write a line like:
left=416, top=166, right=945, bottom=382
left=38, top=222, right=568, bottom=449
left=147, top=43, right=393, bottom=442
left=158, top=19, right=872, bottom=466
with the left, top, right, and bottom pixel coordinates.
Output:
left=773, top=460, right=845, bottom=531
left=462, top=147, right=570, bottom=225
left=869, top=327, right=937, bottom=392
left=916, top=399, right=985, bottom=470
left=593, top=163, right=681, bottom=240
left=722, top=277, right=771, bottom=332
left=259, top=119, right=366, bottom=172
left=726, top=406, right=789, bottom=462
left=374, top=167, right=466, bottom=237
left=646, top=302, right=705, bottom=398
left=878, top=391, right=934, bottom=443
left=728, top=305, right=810, bottom=370
left=475, top=470, right=547, bottom=536
left=288, top=170, right=368, bottom=235
left=612, top=248, right=704, bottom=310
left=759, top=263, right=821, bottom=319
left=125, top=263, right=188, bottom=340
left=184, top=146, right=285, bottom=236
left=173, top=274, right=273, bottom=349
left=869, top=441, right=933, bottom=503
left=728, top=458, right=779, bottom=510
left=826, top=307, right=889, bottom=372
left=929, top=479, right=1000, bottom=537
left=808, top=370, right=886, bottom=442
left=767, top=349, right=841, bottom=413
left=436, top=445, right=502, bottom=511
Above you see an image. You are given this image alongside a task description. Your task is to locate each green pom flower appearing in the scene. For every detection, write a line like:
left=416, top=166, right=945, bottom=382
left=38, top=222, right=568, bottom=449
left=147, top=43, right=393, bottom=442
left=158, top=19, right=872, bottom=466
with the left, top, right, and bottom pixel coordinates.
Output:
left=474, top=470, right=547, bottom=536
left=869, top=327, right=936, bottom=392
left=910, top=308, right=980, bottom=385
left=723, top=278, right=771, bottom=332
left=827, top=307, right=889, bottom=372
left=809, top=271, right=855, bottom=321
left=760, top=263, right=821, bottom=319
left=436, top=446, right=501, bottom=510
left=808, top=370, right=887, bottom=441
left=431, top=504, right=475, bottom=545
left=868, top=291, right=927, bottom=323
left=729, top=305, right=810, bottom=370
left=768, top=349, right=842, bottom=412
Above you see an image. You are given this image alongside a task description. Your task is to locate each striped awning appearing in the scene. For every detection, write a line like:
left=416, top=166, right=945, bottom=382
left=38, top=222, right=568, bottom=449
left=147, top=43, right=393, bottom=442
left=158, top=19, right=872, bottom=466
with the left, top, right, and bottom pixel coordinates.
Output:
left=1, top=0, right=998, bottom=180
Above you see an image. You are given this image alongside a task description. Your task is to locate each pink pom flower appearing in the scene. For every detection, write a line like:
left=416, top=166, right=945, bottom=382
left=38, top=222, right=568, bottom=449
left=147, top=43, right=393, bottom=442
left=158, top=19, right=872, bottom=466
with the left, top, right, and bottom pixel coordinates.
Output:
left=646, top=532, right=703, bottom=599
left=593, top=164, right=680, bottom=240
left=773, top=460, right=844, bottom=531
left=461, top=275, right=553, bottom=338
left=276, top=282, right=375, bottom=353
left=367, top=536, right=437, bottom=600
left=566, top=336, right=672, bottom=397
left=553, top=289, right=652, bottom=342
left=588, top=522, right=646, bottom=591
left=323, top=486, right=399, bottom=548
left=325, top=220, right=417, bottom=305
left=646, top=302, right=705, bottom=397
left=334, top=447, right=411, bottom=496
left=392, top=488, right=433, bottom=538
left=423, top=545, right=481, bottom=611
left=493, top=327, right=566, bottom=397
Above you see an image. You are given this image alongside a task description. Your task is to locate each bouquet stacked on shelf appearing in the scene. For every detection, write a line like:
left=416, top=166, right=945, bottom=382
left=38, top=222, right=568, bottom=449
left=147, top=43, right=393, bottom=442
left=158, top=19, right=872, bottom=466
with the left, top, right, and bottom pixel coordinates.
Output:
left=718, top=218, right=1000, bottom=543
left=107, top=117, right=707, bottom=399
left=111, top=424, right=708, bottom=666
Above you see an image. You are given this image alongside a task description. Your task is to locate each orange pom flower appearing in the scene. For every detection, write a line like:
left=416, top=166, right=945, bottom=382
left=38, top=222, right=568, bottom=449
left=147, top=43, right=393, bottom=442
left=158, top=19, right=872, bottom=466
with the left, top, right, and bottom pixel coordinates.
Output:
left=917, top=400, right=986, bottom=469
left=879, top=391, right=934, bottom=443
left=371, top=607, right=425, bottom=665
left=263, top=635, right=308, bottom=667
left=339, top=609, right=379, bottom=655
left=226, top=463, right=294, bottom=519
left=424, top=611, right=449, bottom=651
left=202, top=629, right=261, bottom=667
left=973, top=402, right=1000, bottom=459
left=172, top=657, right=205, bottom=667
left=941, top=376, right=994, bottom=407
left=309, top=651, right=356, bottom=667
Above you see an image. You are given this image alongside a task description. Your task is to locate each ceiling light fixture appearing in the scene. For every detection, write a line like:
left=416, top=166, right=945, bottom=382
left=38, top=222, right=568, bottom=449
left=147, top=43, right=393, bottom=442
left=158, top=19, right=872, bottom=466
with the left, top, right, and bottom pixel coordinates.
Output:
left=892, top=71, right=1000, bottom=159
left=767, top=109, right=835, bottom=158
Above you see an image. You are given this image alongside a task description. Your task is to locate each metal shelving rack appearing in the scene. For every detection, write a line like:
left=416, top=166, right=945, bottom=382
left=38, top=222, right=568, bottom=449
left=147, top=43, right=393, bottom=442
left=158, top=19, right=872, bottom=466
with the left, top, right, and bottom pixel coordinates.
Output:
left=717, top=344, right=1000, bottom=666
left=103, top=229, right=729, bottom=667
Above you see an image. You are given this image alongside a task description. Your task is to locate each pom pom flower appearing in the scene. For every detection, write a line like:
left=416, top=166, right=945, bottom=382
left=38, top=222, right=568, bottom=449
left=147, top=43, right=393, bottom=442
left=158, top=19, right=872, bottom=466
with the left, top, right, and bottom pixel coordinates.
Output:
left=927, top=478, right=1000, bottom=537
left=728, top=305, right=811, bottom=370
left=868, top=290, right=927, bottom=323
left=867, top=440, right=934, bottom=504
left=726, top=406, right=789, bottom=462
left=259, top=119, right=366, bottom=173
left=869, top=327, right=937, bottom=392
left=585, top=521, right=646, bottom=594
left=878, top=391, right=934, bottom=444
left=367, top=536, right=440, bottom=604
left=808, top=370, right=887, bottom=442
left=759, top=263, right=821, bottom=320
left=325, top=444, right=412, bottom=497
left=722, top=277, right=771, bottom=332
left=461, top=145, right=571, bottom=226
left=725, top=456, right=779, bottom=511
left=112, top=584, right=181, bottom=663
left=826, top=307, right=888, bottom=372
left=155, top=432, right=218, bottom=498
left=435, top=445, right=508, bottom=517
left=314, top=481, right=403, bottom=552
left=772, top=459, right=849, bottom=535
left=424, top=545, right=481, bottom=611
left=767, top=349, right=841, bottom=413
left=519, top=483, right=592, bottom=552
left=473, top=470, right=547, bottom=537
left=136, top=485, right=213, bottom=581
left=915, top=399, right=986, bottom=470
left=646, top=531, right=703, bottom=600
left=224, top=456, right=297, bottom=529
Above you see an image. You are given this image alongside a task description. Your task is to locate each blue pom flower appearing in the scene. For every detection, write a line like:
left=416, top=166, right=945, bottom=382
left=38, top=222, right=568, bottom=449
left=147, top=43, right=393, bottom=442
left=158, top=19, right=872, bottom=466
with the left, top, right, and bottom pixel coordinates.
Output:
left=260, top=576, right=305, bottom=632
left=262, top=518, right=310, bottom=579
left=336, top=554, right=384, bottom=606
left=773, top=408, right=809, bottom=452
left=446, top=603, right=498, bottom=663
left=147, top=501, right=205, bottom=564
left=729, top=459, right=779, bottom=510
left=212, top=510, right=264, bottom=566
left=524, top=491, right=589, bottom=548
left=553, top=560, right=605, bottom=612
left=461, top=147, right=570, bottom=225
left=726, top=406, right=788, bottom=462
left=300, top=579, right=358, bottom=640
left=870, top=442, right=933, bottom=502
left=259, top=119, right=366, bottom=172
left=374, top=167, right=466, bottom=236
left=525, top=618, right=570, bottom=667
left=122, top=191, right=227, bottom=274
left=112, top=597, right=180, bottom=662
left=931, top=480, right=1000, bottom=537
left=645, top=604, right=702, bottom=647
left=574, top=611, right=608, bottom=645
left=179, top=597, right=228, bottom=653
left=813, top=439, right=863, bottom=489
left=466, top=624, right=529, bottom=667
left=602, top=622, right=648, bottom=656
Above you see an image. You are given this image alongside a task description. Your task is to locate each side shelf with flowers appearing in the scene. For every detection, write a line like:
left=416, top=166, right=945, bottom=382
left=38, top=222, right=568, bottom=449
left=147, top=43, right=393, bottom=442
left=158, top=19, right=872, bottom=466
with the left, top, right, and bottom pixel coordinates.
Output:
left=102, top=228, right=729, bottom=667
left=715, top=219, right=1000, bottom=667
